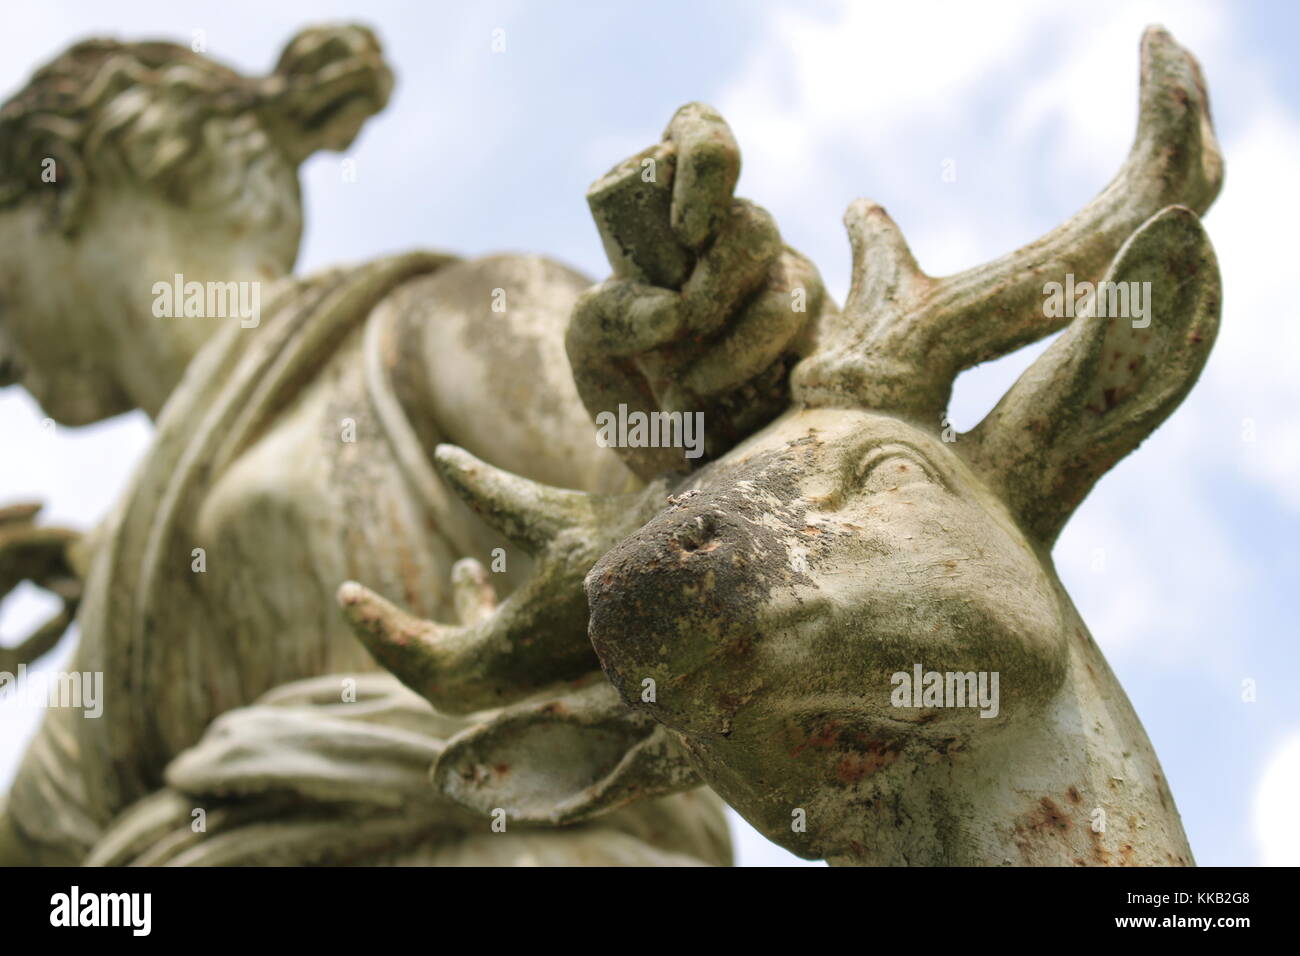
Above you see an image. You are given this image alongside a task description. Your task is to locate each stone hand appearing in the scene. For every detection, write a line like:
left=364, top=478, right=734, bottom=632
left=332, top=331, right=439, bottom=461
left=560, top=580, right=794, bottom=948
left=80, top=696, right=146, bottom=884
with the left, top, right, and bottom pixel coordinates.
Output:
left=569, top=103, right=828, bottom=480
left=0, top=502, right=82, bottom=671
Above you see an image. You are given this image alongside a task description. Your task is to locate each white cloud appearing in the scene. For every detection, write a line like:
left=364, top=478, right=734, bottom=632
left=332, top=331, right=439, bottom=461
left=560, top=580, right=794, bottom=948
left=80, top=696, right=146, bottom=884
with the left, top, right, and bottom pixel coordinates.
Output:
left=1254, top=732, right=1300, bottom=865
left=1202, top=104, right=1300, bottom=511
left=1003, top=1, right=1230, bottom=185
left=714, top=0, right=1230, bottom=294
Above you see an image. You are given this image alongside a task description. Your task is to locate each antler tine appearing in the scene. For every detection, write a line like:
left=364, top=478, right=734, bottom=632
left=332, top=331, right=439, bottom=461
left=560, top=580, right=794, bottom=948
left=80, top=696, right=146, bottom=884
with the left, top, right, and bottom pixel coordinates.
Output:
left=433, top=444, right=604, bottom=554
left=337, top=559, right=597, bottom=717
left=916, top=26, right=1222, bottom=362
left=794, top=26, right=1223, bottom=420
left=840, top=199, right=929, bottom=328
left=339, top=449, right=669, bottom=714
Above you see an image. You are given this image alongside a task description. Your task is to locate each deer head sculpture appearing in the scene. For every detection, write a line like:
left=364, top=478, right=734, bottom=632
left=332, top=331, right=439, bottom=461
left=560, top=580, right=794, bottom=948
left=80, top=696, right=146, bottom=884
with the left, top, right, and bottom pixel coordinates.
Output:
left=341, top=27, right=1222, bottom=865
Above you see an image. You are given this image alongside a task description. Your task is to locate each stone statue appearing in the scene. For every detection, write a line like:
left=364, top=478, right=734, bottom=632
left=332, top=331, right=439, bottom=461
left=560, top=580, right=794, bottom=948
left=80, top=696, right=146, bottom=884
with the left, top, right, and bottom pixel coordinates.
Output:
left=0, top=24, right=818, bottom=865
left=0, top=22, right=1221, bottom=867
left=339, top=26, right=1223, bottom=866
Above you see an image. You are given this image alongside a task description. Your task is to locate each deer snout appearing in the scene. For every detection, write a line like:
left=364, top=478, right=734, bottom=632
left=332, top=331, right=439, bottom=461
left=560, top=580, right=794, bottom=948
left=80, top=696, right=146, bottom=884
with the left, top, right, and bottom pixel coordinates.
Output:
left=586, top=491, right=809, bottom=737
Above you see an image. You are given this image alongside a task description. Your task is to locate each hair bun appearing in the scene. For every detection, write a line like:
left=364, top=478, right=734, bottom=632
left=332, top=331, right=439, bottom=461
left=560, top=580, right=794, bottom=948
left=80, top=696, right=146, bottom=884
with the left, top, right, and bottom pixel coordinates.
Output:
left=259, top=24, right=394, bottom=163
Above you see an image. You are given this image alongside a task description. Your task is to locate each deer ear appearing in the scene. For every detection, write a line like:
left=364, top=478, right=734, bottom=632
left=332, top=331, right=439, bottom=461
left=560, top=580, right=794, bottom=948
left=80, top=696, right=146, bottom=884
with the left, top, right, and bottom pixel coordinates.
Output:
left=431, top=679, right=701, bottom=825
left=966, top=205, right=1220, bottom=545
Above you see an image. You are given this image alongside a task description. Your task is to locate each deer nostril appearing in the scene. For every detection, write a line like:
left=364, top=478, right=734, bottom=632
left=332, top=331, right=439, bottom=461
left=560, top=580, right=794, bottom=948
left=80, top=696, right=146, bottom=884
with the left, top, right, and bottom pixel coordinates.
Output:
left=672, top=513, right=719, bottom=553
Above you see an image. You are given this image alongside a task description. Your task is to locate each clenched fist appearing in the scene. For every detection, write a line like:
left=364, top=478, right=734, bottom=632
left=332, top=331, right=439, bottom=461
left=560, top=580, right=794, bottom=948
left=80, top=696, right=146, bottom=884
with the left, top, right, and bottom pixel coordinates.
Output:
left=568, top=103, right=828, bottom=479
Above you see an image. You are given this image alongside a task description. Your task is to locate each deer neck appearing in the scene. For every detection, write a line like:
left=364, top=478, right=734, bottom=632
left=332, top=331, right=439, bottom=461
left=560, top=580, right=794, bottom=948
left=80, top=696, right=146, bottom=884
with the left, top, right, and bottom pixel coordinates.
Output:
left=826, top=597, right=1193, bottom=867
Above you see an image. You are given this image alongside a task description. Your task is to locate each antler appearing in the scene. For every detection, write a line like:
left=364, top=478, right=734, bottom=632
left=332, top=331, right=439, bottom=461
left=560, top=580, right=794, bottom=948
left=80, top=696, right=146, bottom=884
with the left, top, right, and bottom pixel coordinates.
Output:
left=793, top=26, right=1223, bottom=420
left=339, top=446, right=668, bottom=714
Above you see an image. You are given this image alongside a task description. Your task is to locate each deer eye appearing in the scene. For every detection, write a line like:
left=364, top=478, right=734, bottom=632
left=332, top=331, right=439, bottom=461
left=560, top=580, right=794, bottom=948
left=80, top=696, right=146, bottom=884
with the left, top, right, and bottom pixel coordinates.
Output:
left=854, top=444, right=943, bottom=495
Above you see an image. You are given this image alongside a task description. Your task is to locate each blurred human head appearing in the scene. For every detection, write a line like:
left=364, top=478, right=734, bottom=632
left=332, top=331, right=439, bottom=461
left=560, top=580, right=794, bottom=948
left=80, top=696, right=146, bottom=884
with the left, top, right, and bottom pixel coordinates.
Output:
left=0, top=24, right=392, bottom=421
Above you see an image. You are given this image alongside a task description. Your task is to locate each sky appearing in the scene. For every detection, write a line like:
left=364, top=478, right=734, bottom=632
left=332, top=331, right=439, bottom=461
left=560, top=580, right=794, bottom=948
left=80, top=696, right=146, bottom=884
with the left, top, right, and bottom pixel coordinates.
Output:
left=0, top=0, right=1297, bottom=867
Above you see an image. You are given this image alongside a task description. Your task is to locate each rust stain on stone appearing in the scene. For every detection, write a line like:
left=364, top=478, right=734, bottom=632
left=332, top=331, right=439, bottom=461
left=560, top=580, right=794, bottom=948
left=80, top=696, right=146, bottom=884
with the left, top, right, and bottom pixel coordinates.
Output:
left=790, top=720, right=843, bottom=757
left=1034, top=797, right=1071, bottom=834
left=834, top=741, right=900, bottom=784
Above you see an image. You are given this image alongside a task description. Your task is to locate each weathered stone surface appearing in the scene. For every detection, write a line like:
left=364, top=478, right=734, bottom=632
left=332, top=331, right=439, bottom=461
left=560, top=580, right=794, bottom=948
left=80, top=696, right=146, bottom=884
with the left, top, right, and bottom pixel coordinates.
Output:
left=351, top=26, right=1222, bottom=867
left=85, top=674, right=730, bottom=867
left=0, top=24, right=748, bottom=867
left=1, top=21, right=1222, bottom=869
left=582, top=28, right=1220, bottom=865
